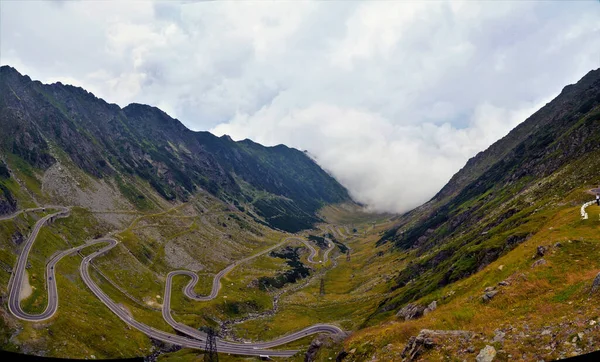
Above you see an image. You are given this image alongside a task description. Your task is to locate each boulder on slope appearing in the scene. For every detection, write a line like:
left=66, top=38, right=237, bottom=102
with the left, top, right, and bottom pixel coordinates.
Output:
left=396, top=303, right=426, bottom=321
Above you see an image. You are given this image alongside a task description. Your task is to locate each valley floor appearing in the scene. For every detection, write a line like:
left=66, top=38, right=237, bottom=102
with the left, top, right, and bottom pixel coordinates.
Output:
left=3, top=193, right=600, bottom=362
left=0, top=198, right=394, bottom=361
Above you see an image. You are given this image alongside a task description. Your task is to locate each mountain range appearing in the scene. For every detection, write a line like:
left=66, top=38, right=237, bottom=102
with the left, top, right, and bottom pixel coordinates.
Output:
left=344, top=68, right=600, bottom=360
left=1, top=65, right=600, bottom=362
left=0, top=65, right=350, bottom=233
left=375, top=68, right=600, bottom=314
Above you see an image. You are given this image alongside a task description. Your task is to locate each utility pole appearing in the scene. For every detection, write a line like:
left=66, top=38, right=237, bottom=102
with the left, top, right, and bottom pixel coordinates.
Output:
left=320, top=278, right=325, bottom=296
left=204, top=327, right=218, bottom=362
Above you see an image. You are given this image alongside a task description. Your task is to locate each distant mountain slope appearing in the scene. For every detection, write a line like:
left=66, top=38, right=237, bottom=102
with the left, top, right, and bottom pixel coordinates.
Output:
left=434, top=69, right=600, bottom=204
left=0, top=66, right=351, bottom=232
left=375, top=68, right=600, bottom=314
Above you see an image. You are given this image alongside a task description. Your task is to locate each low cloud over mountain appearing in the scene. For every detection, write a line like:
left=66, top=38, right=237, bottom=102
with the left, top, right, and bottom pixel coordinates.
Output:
left=3, top=1, right=598, bottom=212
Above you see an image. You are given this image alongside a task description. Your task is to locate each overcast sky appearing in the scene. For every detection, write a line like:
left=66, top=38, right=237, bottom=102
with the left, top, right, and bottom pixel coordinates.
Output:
left=1, top=1, right=599, bottom=213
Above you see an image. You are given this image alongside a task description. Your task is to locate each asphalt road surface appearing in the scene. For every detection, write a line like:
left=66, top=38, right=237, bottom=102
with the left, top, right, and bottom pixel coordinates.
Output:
left=333, top=225, right=349, bottom=238
left=0, top=206, right=53, bottom=221
left=78, top=238, right=303, bottom=357
left=162, top=270, right=343, bottom=353
left=326, top=225, right=345, bottom=240
left=322, top=239, right=335, bottom=263
left=6, top=207, right=344, bottom=357
left=7, top=207, right=70, bottom=321
left=162, top=236, right=344, bottom=350
left=295, top=237, right=319, bottom=263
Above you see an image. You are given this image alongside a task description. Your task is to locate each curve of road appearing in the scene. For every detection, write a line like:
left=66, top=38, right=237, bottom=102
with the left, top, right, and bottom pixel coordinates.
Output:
left=323, top=225, right=353, bottom=264
left=294, top=236, right=333, bottom=264
left=296, top=237, right=319, bottom=263
left=6, top=207, right=344, bottom=357
left=326, top=225, right=343, bottom=240
left=581, top=200, right=596, bottom=219
left=322, top=239, right=335, bottom=263
left=325, top=225, right=352, bottom=245
left=79, top=239, right=301, bottom=357
left=163, top=235, right=343, bottom=349
left=0, top=207, right=46, bottom=221
left=336, top=227, right=348, bottom=239
left=7, top=207, right=70, bottom=321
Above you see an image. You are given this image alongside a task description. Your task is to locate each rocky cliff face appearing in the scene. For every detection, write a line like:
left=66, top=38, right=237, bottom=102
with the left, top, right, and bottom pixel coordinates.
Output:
left=375, top=68, right=600, bottom=314
left=0, top=66, right=351, bottom=232
left=0, top=160, right=16, bottom=215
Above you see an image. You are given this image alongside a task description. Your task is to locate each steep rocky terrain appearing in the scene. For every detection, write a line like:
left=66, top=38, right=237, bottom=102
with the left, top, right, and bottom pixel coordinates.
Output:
left=0, top=65, right=351, bottom=232
left=3, top=64, right=600, bottom=361
left=374, top=68, right=600, bottom=312
left=328, top=69, right=600, bottom=361
left=0, top=66, right=362, bottom=360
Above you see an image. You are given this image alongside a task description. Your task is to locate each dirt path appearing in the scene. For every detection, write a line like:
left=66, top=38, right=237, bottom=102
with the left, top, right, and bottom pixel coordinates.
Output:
left=19, top=270, right=33, bottom=302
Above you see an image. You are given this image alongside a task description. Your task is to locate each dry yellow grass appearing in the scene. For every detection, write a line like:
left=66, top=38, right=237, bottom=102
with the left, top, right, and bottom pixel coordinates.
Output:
left=342, top=200, right=600, bottom=361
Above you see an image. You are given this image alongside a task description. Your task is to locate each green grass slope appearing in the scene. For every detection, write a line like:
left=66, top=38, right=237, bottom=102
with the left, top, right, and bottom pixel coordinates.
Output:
left=374, top=68, right=600, bottom=318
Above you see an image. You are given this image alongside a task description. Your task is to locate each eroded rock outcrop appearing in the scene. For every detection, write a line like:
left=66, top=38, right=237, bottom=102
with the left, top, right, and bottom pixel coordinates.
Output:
left=396, top=303, right=426, bottom=321
left=482, top=287, right=499, bottom=303
left=401, top=329, right=472, bottom=361
left=423, top=301, right=437, bottom=315
left=305, top=333, right=347, bottom=362
left=534, top=245, right=547, bottom=258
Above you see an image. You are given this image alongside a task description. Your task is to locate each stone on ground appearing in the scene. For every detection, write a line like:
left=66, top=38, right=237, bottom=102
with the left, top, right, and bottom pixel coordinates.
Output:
left=476, top=345, right=496, bottom=362
left=591, top=272, right=600, bottom=294
left=396, top=303, right=426, bottom=321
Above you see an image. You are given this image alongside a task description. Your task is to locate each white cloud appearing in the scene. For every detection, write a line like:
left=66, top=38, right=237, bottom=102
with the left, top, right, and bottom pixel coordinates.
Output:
left=329, top=2, right=430, bottom=69
left=1, top=0, right=599, bottom=213
left=211, top=99, right=546, bottom=212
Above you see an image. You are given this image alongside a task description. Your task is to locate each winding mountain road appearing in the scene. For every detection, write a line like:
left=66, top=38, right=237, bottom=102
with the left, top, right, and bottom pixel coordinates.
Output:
left=162, top=235, right=343, bottom=348
left=323, top=225, right=353, bottom=259
left=0, top=206, right=51, bottom=221
left=295, top=237, right=320, bottom=263
left=7, top=207, right=70, bottom=321
left=79, top=239, right=302, bottom=357
left=322, top=239, right=335, bottom=263
left=326, top=225, right=343, bottom=240
left=5, top=207, right=344, bottom=357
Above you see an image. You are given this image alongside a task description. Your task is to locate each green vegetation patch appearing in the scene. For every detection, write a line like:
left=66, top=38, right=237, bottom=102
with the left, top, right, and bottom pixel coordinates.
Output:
left=308, top=235, right=328, bottom=249
left=257, top=247, right=311, bottom=290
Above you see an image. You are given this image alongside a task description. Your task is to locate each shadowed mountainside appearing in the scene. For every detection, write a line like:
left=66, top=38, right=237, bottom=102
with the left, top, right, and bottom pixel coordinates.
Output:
left=0, top=66, right=351, bottom=232
left=374, top=68, right=600, bottom=316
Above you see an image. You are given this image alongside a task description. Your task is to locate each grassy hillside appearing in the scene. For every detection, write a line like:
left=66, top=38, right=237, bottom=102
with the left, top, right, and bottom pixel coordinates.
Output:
left=2, top=64, right=600, bottom=361
left=0, top=65, right=361, bottom=360
left=323, top=68, right=600, bottom=360
left=341, top=194, right=600, bottom=361
left=374, top=69, right=600, bottom=315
